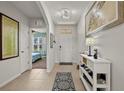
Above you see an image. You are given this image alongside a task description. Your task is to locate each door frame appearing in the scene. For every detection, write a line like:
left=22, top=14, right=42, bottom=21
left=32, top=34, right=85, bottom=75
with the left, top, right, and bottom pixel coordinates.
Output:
left=28, top=28, right=33, bottom=70
left=28, top=28, right=48, bottom=70
left=20, top=26, right=30, bottom=73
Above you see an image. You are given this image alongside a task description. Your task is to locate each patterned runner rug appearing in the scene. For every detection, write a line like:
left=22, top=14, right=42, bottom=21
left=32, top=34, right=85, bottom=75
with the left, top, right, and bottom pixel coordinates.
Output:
left=52, top=72, right=76, bottom=91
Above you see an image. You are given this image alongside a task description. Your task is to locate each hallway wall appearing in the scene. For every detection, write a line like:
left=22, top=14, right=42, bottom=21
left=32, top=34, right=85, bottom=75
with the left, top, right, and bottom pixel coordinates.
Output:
left=77, top=13, right=86, bottom=64
left=78, top=2, right=124, bottom=90
left=41, top=2, right=55, bottom=72
left=92, top=22, right=124, bottom=91
left=0, top=2, right=30, bottom=87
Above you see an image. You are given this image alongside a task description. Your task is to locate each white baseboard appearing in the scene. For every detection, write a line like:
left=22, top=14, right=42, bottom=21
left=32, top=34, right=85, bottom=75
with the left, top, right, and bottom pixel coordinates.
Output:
left=0, top=73, right=21, bottom=88
left=47, top=63, right=55, bottom=73
left=47, top=67, right=52, bottom=73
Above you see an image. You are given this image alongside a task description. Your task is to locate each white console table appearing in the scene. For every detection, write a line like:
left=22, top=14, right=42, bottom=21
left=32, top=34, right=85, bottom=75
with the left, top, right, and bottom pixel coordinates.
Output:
left=80, top=54, right=111, bottom=91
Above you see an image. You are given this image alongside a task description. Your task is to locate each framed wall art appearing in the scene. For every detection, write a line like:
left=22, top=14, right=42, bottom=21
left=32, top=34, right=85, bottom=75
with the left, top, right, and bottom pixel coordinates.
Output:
left=0, top=13, right=19, bottom=60
left=50, top=33, right=55, bottom=48
left=85, top=1, right=124, bottom=36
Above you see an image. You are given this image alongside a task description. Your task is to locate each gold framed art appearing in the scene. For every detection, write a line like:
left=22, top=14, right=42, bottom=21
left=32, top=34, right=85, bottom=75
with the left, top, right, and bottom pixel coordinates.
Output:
left=0, top=13, right=19, bottom=60
left=85, top=1, right=124, bottom=36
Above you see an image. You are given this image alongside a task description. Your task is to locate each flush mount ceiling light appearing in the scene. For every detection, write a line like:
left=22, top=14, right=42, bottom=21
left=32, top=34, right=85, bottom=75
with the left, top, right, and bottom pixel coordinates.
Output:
left=61, top=8, right=71, bottom=19
left=56, top=8, right=71, bottom=20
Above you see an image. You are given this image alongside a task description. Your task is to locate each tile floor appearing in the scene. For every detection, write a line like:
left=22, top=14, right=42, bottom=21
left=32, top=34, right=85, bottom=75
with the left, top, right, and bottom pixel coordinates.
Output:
left=0, top=64, right=85, bottom=91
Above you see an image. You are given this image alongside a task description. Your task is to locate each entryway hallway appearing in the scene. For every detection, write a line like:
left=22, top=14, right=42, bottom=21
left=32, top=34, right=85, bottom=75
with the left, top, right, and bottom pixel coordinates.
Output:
left=0, top=64, right=85, bottom=91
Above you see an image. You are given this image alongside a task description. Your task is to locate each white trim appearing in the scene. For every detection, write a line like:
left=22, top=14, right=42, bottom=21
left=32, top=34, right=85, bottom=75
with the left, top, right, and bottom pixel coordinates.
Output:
left=47, top=63, right=55, bottom=73
left=0, top=73, right=21, bottom=88
left=28, top=28, right=33, bottom=70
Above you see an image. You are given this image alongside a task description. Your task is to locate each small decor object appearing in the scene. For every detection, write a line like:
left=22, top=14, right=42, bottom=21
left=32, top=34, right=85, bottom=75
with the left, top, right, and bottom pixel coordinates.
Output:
left=52, top=72, right=75, bottom=91
left=86, top=37, right=95, bottom=56
left=94, top=49, right=98, bottom=59
left=85, top=1, right=124, bottom=35
left=88, top=46, right=92, bottom=56
left=0, top=13, right=19, bottom=60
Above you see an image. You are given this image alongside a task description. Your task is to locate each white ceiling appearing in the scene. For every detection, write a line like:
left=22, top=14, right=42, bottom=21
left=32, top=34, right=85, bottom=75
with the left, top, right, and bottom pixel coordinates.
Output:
left=45, top=1, right=90, bottom=25
left=11, top=1, right=43, bottom=19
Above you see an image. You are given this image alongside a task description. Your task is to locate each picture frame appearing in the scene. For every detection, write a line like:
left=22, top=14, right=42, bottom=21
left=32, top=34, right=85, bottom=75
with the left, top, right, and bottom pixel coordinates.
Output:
left=0, top=13, right=19, bottom=60
left=50, top=33, right=54, bottom=48
left=85, top=1, right=124, bottom=36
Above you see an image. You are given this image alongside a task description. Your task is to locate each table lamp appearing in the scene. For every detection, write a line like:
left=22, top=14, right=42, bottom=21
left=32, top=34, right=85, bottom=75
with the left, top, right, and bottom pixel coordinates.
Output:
left=86, top=37, right=95, bottom=56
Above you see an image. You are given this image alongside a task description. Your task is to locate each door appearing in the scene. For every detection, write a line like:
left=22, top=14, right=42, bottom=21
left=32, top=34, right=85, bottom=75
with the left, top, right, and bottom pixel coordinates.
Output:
left=20, top=24, right=29, bottom=73
left=59, top=31, right=72, bottom=63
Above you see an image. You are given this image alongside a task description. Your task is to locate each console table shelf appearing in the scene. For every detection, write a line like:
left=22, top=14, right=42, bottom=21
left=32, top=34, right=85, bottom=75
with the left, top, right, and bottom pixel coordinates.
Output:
left=80, top=54, right=111, bottom=91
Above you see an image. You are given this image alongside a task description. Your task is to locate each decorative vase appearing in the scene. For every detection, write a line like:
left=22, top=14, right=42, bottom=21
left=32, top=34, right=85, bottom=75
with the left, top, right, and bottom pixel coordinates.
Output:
left=94, top=49, right=98, bottom=59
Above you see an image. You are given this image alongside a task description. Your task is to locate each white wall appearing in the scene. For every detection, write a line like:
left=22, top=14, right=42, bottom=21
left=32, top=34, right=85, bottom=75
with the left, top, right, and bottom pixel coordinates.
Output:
left=41, top=2, right=55, bottom=72
left=92, top=24, right=124, bottom=91
left=0, top=2, right=30, bottom=87
left=77, top=13, right=86, bottom=64
left=55, top=25, right=78, bottom=64
left=78, top=2, right=124, bottom=90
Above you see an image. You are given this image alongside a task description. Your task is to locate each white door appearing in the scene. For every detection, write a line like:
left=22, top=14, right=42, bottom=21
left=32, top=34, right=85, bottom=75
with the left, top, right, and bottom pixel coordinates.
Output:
left=20, top=24, right=29, bottom=73
left=59, top=32, right=72, bottom=63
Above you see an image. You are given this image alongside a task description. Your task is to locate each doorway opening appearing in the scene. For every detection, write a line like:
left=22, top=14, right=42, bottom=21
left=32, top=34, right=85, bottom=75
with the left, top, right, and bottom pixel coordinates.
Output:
left=31, top=29, right=47, bottom=69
